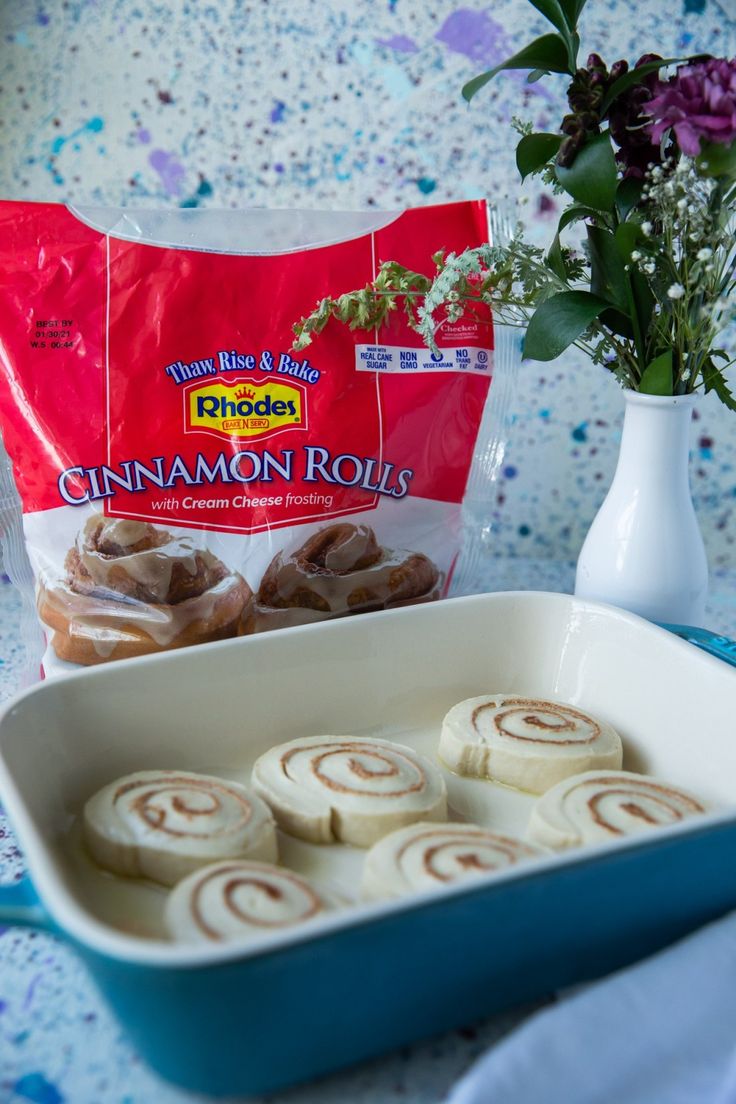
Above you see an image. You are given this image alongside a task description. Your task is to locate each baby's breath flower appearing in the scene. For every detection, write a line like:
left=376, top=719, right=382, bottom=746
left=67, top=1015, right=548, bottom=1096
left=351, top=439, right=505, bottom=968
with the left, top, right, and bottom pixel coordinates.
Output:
left=697, top=248, right=713, bottom=261
left=667, top=283, right=686, bottom=300
left=641, top=222, right=653, bottom=236
left=631, top=250, right=642, bottom=261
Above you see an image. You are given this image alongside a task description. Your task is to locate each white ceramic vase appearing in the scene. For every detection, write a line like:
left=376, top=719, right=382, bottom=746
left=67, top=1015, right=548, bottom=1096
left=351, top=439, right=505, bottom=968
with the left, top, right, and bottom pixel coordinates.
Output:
left=574, top=389, right=708, bottom=626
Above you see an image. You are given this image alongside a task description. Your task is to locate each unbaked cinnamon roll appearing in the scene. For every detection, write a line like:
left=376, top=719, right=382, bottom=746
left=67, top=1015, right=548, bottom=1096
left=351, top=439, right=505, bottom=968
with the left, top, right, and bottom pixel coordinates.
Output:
left=83, top=770, right=277, bottom=885
left=527, top=770, right=710, bottom=850
left=439, top=695, right=623, bottom=793
left=362, top=821, right=542, bottom=900
left=252, top=735, right=447, bottom=846
left=38, top=516, right=251, bottom=664
left=165, top=860, right=331, bottom=944
left=244, top=523, right=441, bottom=632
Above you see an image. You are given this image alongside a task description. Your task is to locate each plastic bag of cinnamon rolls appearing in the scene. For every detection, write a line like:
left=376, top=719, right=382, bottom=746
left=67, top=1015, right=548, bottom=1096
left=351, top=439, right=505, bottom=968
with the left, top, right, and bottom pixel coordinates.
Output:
left=0, top=199, right=517, bottom=677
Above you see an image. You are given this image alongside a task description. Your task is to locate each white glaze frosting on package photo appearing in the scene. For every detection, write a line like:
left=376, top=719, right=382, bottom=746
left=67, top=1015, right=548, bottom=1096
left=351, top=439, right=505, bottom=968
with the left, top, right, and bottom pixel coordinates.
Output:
left=0, top=199, right=517, bottom=679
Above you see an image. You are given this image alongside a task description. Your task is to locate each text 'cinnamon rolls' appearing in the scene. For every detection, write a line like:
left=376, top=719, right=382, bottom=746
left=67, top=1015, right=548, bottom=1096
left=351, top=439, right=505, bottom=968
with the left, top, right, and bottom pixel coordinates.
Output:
left=252, top=735, right=447, bottom=846
left=39, top=516, right=252, bottom=665
left=83, top=770, right=277, bottom=885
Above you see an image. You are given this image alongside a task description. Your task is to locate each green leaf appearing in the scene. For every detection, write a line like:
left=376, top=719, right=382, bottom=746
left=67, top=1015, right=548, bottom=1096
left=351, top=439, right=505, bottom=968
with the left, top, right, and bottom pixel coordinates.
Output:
left=615, top=178, right=644, bottom=221
left=629, top=268, right=655, bottom=343
left=703, top=360, right=736, bottom=410
left=639, top=350, right=673, bottom=395
left=524, top=0, right=577, bottom=68
left=609, top=222, right=654, bottom=357
left=516, top=133, right=563, bottom=181
left=600, top=58, right=679, bottom=115
left=587, top=225, right=629, bottom=311
left=611, top=221, right=656, bottom=341
left=614, top=220, right=642, bottom=263
left=526, top=69, right=550, bottom=84
left=697, top=139, right=736, bottom=178
left=558, top=204, right=605, bottom=233
left=600, top=307, right=634, bottom=339
left=557, top=0, right=587, bottom=23
left=523, top=290, right=609, bottom=361
left=527, top=0, right=571, bottom=34
left=462, top=34, right=572, bottom=101
left=555, top=132, right=619, bottom=211
left=546, top=234, right=568, bottom=280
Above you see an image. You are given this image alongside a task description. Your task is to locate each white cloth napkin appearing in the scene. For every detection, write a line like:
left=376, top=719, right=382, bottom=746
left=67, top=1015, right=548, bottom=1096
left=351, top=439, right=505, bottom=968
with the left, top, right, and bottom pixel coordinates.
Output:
left=446, top=910, right=736, bottom=1104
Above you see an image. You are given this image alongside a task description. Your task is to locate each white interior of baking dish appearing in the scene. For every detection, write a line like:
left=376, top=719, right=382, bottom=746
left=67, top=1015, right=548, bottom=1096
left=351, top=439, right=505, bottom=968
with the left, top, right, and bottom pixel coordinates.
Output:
left=1, top=590, right=735, bottom=966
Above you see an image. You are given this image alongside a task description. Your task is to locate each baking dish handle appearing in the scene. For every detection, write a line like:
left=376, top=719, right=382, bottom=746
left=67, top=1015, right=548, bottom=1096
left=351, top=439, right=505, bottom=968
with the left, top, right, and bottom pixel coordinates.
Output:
left=0, top=875, right=49, bottom=929
left=662, top=624, right=736, bottom=667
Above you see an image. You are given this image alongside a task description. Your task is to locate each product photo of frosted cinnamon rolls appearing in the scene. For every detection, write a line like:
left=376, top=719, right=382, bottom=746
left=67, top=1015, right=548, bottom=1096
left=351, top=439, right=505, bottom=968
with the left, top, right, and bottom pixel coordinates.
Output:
left=526, top=770, right=711, bottom=850
left=245, top=522, right=441, bottom=632
left=83, top=770, right=277, bottom=885
left=362, top=822, right=542, bottom=900
left=252, top=735, right=447, bottom=846
left=165, top=860, right=333, bottom=944
left=439, top=695, right=623, bottom=793
left=38, top=516, right=251, bottom=664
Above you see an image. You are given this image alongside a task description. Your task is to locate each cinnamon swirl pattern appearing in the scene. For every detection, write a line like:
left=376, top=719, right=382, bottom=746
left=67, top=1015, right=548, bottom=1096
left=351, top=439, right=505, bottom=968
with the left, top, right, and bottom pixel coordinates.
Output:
left=244, top=523, right=441, bottom=632
left=38, top=516, right=252, bottom=664
left=252, top=736, right=447, bottom=846
left=165, top=861, right=331, bottom=944
left=362, top=822, right=542, bottom=900
left=83, top=770, right=277, bottom=886
left=439, top=695, right=623, bottom=793
left=527, top=770, right=711, bottom=850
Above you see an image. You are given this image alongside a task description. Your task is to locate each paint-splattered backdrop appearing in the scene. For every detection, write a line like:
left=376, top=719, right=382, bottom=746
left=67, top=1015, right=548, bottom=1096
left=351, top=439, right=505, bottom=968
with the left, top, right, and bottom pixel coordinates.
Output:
left=0, top=0, right=734, bottom=569
left=1, top=6, right=736, bottom=1102
left=1, top=0, right=735, bottom=564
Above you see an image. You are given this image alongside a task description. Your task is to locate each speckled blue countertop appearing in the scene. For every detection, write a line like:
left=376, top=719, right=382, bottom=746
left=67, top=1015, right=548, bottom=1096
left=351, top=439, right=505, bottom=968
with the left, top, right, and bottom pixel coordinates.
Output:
left=2, top=568, right=736, bottom=1104
left=1, top=0, right=736, bottom=1098
left=0, top=0, right=734, bottom=576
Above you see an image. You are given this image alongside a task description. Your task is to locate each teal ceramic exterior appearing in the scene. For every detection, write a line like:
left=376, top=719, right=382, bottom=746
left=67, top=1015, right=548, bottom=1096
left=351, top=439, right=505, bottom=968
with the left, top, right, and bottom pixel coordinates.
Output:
left=2, top=815, right=736, bottom=1097
left=1, top=622, right=734, bottom=1097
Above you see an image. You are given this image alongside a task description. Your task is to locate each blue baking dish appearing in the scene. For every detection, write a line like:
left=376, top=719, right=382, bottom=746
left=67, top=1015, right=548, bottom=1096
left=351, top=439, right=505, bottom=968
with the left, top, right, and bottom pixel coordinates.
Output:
left=1, top=591, right=736, bottom=1097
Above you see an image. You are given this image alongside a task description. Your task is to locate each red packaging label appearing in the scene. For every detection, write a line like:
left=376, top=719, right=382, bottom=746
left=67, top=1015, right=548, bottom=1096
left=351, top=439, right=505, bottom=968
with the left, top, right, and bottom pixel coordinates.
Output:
left=0, top=199, right=497, bottom=671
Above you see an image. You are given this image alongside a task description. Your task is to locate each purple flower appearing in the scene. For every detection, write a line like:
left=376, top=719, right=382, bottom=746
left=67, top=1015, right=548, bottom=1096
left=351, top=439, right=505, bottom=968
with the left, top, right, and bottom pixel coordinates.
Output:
left=609, top=54, right=667, bottom=179
left=646, top=57, right=736, bottom=158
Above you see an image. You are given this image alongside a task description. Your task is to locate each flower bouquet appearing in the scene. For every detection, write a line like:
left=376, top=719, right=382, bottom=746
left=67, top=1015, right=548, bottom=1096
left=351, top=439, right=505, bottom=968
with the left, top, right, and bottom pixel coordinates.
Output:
left=292, top=0, right=736, bottom=625
left=294, top=0, right=736, bottom=405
